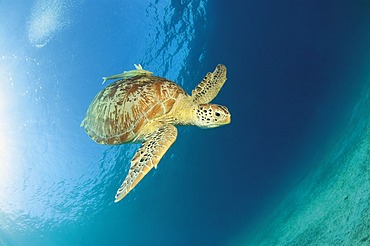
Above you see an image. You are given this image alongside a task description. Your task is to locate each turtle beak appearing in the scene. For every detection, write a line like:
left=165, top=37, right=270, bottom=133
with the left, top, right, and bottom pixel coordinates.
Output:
left=221, top=106, right=231, bottom=125
left=226, top=116, right=231, bottom=124
left=222, top=115, right=231, bottom=126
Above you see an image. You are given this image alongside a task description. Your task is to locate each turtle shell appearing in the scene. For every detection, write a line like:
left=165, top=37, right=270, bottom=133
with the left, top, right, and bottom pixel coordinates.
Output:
left=81, top=75, right=186, bottom=145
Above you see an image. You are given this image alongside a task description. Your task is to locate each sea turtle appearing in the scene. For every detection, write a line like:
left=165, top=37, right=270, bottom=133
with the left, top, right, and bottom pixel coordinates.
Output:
left=81, top=64, right=231, bottom=202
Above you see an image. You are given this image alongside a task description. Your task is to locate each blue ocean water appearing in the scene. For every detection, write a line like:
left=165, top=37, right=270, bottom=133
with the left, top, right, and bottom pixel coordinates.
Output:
left=0, top=0, right=369, bottom=245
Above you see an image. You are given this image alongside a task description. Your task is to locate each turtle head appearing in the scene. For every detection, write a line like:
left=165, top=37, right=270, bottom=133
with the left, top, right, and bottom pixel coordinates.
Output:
left=194, top=104, right=231, bottom=128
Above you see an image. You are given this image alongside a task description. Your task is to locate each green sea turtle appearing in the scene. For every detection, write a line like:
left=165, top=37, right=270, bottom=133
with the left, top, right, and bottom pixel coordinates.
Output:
left=81, top=64, right=231, bottom=202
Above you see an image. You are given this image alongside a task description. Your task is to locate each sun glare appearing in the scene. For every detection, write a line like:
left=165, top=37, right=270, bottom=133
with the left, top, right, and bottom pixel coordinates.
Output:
left=0, top=65, right=22, bottom=212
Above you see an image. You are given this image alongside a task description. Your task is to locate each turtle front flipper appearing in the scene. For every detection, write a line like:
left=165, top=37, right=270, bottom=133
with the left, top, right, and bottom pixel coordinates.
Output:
left=102, top=64, right=153, bottom=84
left=114, top=124, right=178, bottom=202
left=191, top=64, right=227, bottom=104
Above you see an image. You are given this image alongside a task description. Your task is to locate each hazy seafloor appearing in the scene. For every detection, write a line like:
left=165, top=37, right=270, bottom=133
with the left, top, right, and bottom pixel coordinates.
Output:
left=237, top=81, right=370, bottom=245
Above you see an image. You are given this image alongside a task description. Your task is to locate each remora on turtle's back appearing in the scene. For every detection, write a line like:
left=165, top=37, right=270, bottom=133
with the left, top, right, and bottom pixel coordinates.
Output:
left=81, top=64, right=231, bottom=202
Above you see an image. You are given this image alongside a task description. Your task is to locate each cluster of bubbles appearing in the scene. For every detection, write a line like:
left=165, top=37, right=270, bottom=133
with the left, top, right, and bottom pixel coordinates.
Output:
left=26, top=0, right=84, bottom=48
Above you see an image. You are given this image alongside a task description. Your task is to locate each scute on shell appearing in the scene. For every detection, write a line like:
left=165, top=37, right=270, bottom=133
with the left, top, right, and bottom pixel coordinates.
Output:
left=81, top=75, right=186, bottom=145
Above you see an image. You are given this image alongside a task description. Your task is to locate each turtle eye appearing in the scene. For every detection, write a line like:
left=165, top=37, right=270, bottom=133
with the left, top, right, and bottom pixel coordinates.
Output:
left=215, top=112, right=221, bottom=117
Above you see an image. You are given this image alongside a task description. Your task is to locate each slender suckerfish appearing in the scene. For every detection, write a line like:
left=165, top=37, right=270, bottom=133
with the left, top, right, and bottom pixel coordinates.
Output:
left=102, top=64, right=153, bottom=84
